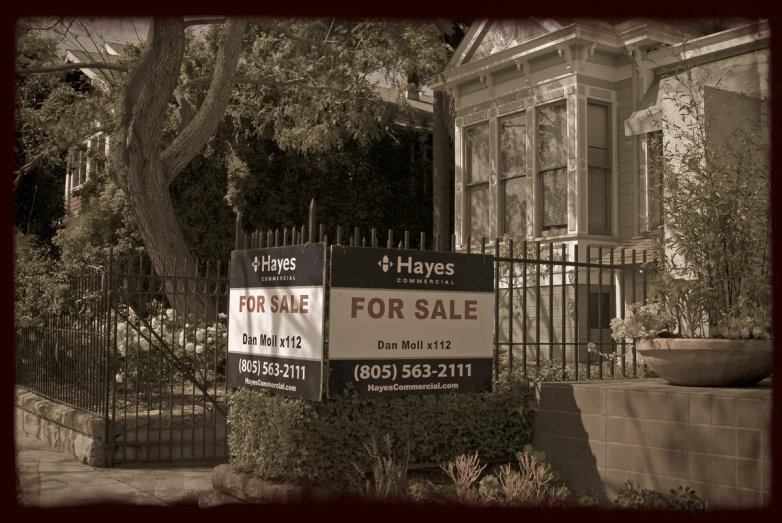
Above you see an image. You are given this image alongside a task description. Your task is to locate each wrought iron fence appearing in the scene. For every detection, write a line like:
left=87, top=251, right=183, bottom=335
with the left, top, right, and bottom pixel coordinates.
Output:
left=15, top=253, right=230, bottom=466
left=235, top=200, right=657, bottom=381
left=15, top=201, right=655, bottom=465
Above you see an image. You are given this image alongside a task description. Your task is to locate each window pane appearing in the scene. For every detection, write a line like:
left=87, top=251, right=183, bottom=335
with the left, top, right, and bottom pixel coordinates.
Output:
left=538, top=103, right=567, bottom=170
left=587, top=104, right=608, bottom=149
left=500, top=113, right=526, bottom=178
left=588, top=167, right=610, bottom=233
left=469, top=184, right=490, bottom=239
left=588, top=104, right=609, bottom=168
left=589, top=292, right=612, bottom=329
left=542, top=167, right=567, bottom=230
left=504, top=177, right=526, bottom=236
left=466, top=125, right=490, bottom=183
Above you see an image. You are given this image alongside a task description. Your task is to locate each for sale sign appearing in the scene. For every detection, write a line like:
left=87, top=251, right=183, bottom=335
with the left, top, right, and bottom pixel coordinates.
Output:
left=227, top=244, right=326, bottom=401
left=328, top=246, right=494, bottom=397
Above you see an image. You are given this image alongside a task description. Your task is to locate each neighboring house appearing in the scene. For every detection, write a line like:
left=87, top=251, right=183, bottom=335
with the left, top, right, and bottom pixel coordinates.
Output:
left=429, top=18, right=770, bottom=359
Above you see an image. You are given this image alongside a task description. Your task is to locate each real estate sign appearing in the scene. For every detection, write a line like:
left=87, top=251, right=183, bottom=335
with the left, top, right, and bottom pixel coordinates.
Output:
left=227, top=244, right=326, bottom=401
left=328, top=246, right=494, bottom=397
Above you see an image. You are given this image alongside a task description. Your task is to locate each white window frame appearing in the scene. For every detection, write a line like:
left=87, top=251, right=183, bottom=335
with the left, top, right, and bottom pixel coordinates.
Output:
left=585, top=99, right=612, bottom=236
left=498, top=110, right=528, bottom=238
left=463, top=122, right=492, bottom=243
left=535, top=98, right=569, bottom=238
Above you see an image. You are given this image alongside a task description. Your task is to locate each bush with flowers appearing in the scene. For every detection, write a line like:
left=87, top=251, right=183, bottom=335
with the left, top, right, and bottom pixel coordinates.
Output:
left=110, top=299, right=228, bottom=398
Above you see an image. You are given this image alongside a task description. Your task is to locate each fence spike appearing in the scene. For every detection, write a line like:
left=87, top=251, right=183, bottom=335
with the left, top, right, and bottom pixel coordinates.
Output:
left=398, top=241, right=402, bottom=249
left=371, top=228, right=377, bottom=248
left=309, top=199, right=316, bottom=244
left=404, top=231, right=410, bottom=250
left=420, top=232, right=426, bottom=251
left=235, top=212, right=242, bottom=251
left=337, top=226, right=343, bottom=245
left=387, top=230, right=393, bottom=249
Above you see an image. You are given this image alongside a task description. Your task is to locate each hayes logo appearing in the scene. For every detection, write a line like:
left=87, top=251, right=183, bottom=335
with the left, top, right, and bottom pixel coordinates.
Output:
left=378, top=255, right=455, bottom=278
left=253, top=255, right=297, bottom=274
left=378, top=255, right=393, bottom=272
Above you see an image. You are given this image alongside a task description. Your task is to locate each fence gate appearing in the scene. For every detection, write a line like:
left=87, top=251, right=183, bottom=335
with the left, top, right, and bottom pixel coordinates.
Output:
left=104, top=253, right=230, bottom=466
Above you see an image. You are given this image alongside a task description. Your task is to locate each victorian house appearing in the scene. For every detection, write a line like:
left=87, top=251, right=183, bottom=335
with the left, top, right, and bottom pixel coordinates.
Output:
left=430, top=18, right=770, bottom=361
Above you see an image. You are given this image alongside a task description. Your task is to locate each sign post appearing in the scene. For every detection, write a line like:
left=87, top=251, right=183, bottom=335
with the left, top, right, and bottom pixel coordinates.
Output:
left=227, top=244, right=326, bottom=401
left=328, top=246, right=494, bottom=397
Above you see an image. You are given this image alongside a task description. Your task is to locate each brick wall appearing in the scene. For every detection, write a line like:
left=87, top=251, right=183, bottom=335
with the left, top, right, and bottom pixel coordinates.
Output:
left=531, top=379, right=771, bottom=509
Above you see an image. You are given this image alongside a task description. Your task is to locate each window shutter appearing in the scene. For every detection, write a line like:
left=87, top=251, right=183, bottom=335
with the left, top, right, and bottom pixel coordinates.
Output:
left=470, top=185, right=490, bottom=239
left=504, top=177, right=526, bottom=235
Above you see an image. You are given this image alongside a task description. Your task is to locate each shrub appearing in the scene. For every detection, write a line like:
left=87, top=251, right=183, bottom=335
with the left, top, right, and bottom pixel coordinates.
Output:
left=348, top=434, right=411, bottom=501
left=227, top=376, right=536, bottom=491
left=408, top=445, right=584, bottom=508
left=614, top=481, right=707, bottom=513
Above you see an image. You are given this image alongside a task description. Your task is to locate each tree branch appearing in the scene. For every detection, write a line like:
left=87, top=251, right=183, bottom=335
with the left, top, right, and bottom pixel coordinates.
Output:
left=160, top=18, right=248, bottom=183
left=180, top=75, right=351, bottom=94
left=247, top=18, right=320, bottom=45
left=183, top=18, right=227, bottom=27
left=16, top=62, right=128, bottom=76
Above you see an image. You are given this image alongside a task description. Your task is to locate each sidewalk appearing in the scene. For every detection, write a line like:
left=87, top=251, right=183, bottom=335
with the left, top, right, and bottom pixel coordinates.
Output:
left=15, top=432, right=243, bottom=507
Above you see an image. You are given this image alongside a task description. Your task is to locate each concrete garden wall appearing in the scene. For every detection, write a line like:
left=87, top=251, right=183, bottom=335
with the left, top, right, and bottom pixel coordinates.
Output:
left=532, top=378, right=772, bottom=509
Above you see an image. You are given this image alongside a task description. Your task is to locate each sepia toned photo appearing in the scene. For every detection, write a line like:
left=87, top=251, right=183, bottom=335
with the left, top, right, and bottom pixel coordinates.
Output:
left=14, top=16, right=771, bottom=511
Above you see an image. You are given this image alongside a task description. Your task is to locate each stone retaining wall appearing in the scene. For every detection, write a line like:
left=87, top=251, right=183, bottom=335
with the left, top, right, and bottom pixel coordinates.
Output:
left=15, top=388, right=109, bottom=466
left=15, top=387, right=229, bottom=467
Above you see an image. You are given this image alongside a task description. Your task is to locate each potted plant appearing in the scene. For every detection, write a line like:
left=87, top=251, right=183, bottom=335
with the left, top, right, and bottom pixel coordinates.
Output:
left=611, top=43, right=772, bottom=387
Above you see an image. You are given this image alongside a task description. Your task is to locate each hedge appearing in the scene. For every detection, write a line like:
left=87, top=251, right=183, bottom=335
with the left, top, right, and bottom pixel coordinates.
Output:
left=227, top=377, right=536, bottom=491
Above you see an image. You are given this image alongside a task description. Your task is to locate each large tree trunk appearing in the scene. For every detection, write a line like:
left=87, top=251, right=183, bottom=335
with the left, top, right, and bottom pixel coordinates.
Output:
left=107, top=17, right=247, bottom=317
left=432, top=90, right=451, bottom=247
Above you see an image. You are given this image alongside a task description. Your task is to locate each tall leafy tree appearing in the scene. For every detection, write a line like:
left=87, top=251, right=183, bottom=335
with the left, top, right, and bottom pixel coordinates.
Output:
left=16, top=17, right=455, bottom=310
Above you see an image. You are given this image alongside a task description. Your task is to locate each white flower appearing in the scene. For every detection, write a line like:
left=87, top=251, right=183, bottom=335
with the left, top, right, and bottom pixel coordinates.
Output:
left=186, top=342, right=195, bottom=352
left=179, top=331, right=185, bottom=345
left=218, top=313, right=227, bottom=320
left=140, top=339, right=150, bottom=351
left=141, top=326, right=148, bottom=334
left=117, top=341, right=126, bottom=356
left=195, top=344, right=204, bottom=354
left=166, top=309, right=175, bottom=320
left=207, top=326, right=215, bottom=334
left=186, top=323, right=191, bottom=329
left=117, top=322, right=127, bottom=334
left=151, top=318, right=160, bottom=330
left=196, top=329, right=206, bottom=342
left=222, top=333, right=227, bottom=338
left=116, top=373, right=124, bottom=383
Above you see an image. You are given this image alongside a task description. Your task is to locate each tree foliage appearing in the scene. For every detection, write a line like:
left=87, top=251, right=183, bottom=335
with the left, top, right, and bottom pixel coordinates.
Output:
left=15, top=18, right=454, bottom=291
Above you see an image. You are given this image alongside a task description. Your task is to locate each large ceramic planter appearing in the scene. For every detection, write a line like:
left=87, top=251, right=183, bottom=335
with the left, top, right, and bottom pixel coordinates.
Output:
left=637, top=338, right=773, bottom=387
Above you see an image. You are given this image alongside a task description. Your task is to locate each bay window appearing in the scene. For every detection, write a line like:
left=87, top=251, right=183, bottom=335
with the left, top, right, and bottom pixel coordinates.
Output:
left=500, top=113, right=527, bottom=237
left=465, top=124, right=490, bottom=240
